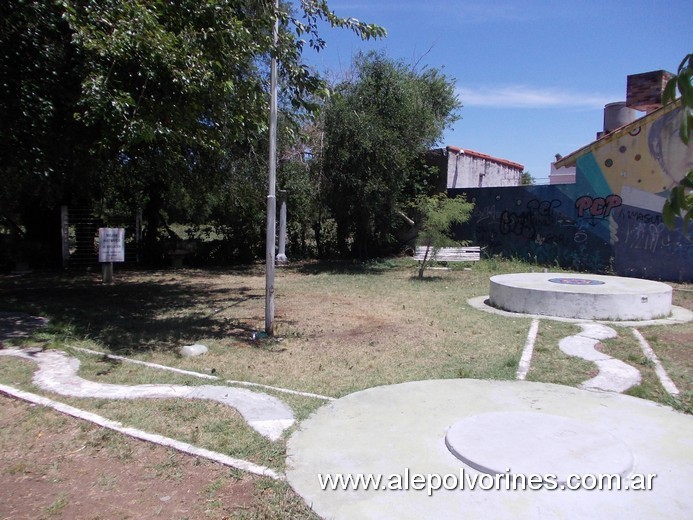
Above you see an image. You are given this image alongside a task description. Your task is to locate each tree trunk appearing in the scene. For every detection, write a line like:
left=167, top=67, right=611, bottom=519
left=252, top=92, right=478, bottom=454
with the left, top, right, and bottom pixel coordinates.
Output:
left=418, top=241, right=432, bottom=279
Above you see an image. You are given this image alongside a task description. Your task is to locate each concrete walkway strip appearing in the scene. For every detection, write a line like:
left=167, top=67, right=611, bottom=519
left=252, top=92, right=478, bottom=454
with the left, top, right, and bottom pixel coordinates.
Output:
left=0, top=383, right=283, bottom=480
left=631, top=329, right=680, bottom=396
left=516, top=319, right=539, bottom=380
left=0, top=348, right=294, bottom=441
left=72, top=346, right=335, bottom=401
left=558, top=323, right=641, bottom=393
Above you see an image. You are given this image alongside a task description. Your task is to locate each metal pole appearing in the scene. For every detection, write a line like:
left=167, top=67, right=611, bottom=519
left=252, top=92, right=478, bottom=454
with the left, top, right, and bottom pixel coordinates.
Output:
left=276, top=190, right=288, bottom=265
left=102, top=262, right=114, bottom=284
left=264, top=0, right=279, bottom=336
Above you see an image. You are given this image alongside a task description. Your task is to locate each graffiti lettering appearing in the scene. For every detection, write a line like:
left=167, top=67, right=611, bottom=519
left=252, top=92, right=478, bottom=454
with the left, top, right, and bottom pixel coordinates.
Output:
left=574, top=231, right=588, bottom=243
left=527, top=199, right=561, bottom=217
left=500, top=209, right=535, bottom=238
left=618, top=210, right=663, bottom=225
left=473, top=205, right=500, bottom=223
left=575, top=194, right=622, bottom=219
left=624, top=222, right=670, bottom=253
left=499, top=199, right=562, bottom=238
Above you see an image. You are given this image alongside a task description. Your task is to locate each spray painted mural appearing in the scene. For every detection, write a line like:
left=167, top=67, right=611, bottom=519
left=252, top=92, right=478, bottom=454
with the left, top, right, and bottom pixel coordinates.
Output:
left=451, top=104, right=692, bottom=282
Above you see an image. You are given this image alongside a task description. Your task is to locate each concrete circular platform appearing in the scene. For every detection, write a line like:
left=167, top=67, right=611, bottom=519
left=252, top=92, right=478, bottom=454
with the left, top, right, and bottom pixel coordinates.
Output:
left=466, top=295, right=693, bottom=326
left=445, top=412, right=633, bottom=483
left=489, top=273, right=672, bottom=321
left=287, top=379, right=693, bottom=520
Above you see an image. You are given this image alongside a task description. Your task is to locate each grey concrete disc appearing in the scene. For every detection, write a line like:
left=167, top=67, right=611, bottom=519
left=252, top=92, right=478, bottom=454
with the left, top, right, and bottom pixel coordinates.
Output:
left=445, top=411, right=633, bottom=482
left=489, top=273, right=672, bottom=321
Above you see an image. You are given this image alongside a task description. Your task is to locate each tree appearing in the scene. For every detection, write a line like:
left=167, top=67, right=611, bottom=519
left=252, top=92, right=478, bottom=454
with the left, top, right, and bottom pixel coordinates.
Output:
left=0, top=0, right=385, bottom=266
left=521, top=171, right=535, bottom=185
left=415, top=193, right=473, bottom=279
left=0, top=0, right=98, bottom=266
left=662, top=53, right=693, bottom=230
left=321, top=51, right=461, bottom=258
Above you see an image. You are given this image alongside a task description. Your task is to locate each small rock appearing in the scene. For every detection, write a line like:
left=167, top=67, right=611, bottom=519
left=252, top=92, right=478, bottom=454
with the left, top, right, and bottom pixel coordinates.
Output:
left=180, top=344, right=208, bottom=357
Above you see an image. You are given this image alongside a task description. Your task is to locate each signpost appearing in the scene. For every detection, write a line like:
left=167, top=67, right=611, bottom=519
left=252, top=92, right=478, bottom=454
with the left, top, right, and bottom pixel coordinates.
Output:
left=98, top=228, right=125, bottom=283
left=264, top=0, right=279, bottom=336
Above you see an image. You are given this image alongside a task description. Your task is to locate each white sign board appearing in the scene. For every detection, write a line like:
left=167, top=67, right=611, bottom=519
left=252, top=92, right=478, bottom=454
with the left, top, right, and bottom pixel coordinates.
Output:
left=98, top=228, right=125, bottom=263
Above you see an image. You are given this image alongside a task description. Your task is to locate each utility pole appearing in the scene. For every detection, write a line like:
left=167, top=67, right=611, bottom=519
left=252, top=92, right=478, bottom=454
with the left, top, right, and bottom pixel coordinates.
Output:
left=264, top=0, right=279, bottom=336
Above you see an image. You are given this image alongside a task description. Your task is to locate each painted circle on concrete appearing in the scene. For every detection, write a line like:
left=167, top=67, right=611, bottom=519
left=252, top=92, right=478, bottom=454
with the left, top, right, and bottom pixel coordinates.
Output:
left=548, top=277, right=606, bottom=286
left=445, top=411, right=633, bottom=482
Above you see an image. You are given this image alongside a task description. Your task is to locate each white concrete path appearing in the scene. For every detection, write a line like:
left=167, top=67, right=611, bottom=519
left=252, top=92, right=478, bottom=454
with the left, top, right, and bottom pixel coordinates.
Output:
left=0, top=382, right=283, bottom=479
left=559, top=323, right=642, bottom=393
left=0, top=348, right=294, bottom=441
left=631, top=329, right=680, bottom=396
left=72, top=346, right=335, bottom=401
left=516, top=319, right=539, bottom=380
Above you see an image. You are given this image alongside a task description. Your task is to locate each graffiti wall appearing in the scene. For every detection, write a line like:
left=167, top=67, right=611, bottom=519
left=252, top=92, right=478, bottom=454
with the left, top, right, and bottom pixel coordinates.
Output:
left=451, top=105, right=692, bottom=281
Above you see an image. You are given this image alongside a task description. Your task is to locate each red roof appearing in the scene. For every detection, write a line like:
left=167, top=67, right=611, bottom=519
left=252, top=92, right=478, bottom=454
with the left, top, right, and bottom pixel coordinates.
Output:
left=446, top=146, right=524, bottom=171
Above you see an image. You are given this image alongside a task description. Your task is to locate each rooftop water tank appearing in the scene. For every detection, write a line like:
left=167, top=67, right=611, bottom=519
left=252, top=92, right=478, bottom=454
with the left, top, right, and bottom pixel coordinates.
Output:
left=603, top=102, right=638, bottom=134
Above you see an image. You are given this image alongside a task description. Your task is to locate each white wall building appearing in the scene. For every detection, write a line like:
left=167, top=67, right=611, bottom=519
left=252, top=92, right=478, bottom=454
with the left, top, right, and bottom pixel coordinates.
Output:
left=549, top=160, right=576, bottom=184
left=444, top=146, right=524, bottom=189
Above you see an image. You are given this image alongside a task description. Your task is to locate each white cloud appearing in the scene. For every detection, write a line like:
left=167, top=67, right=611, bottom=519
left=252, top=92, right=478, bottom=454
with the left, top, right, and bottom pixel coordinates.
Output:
left=456, top=85, right=615, bottom=109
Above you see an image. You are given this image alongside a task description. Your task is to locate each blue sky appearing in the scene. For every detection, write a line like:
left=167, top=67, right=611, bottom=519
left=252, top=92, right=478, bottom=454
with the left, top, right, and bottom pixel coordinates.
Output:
left=300, top=0, right=692, bottom=182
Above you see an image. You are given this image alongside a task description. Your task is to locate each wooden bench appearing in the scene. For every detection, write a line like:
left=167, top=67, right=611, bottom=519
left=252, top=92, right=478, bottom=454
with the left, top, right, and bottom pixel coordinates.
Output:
left=414, top=246, right=481, bottom=264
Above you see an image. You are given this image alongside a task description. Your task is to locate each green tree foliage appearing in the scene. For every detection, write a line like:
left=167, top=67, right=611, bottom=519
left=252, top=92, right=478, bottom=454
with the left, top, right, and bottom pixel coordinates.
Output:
left=0, top=0, right=384, bottom=266
left=662, top=53, right=693, bottom=230
left=521, top=171, right=535, bottom=185
left=0, top=0, right=95, bottom=264
left=416, top=193, right=473, bottom=279
left=321, top=51, right=461, bottom=258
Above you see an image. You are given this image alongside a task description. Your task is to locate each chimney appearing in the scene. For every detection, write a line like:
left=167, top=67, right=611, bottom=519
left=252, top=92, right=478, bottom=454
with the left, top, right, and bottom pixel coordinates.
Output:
left=626, top=70, right=675, bottom=114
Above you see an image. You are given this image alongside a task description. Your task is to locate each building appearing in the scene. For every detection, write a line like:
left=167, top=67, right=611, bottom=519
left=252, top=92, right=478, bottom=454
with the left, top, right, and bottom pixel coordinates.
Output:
left=429, top=146, right=524, bottom=189
left=451, top=69, right=692, bottom=281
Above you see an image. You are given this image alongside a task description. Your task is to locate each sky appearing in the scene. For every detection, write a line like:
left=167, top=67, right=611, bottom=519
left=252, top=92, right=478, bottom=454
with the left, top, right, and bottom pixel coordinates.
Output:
left=299, top=0, right=692, bottom=182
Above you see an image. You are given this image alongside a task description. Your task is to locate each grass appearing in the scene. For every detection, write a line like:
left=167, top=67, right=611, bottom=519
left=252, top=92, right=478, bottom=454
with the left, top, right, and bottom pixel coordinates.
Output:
left=525, top=321, right=596, bottom=386
left=1, top=257, right=692, bottom=517
left=41, top=492, right=68, bottom=519
left=599, top=326, right=692, bottom=414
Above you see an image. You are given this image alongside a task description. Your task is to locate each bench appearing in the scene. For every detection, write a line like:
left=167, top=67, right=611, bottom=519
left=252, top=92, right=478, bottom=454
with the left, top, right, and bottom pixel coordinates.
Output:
left=414, top=246, right=481, bottom=264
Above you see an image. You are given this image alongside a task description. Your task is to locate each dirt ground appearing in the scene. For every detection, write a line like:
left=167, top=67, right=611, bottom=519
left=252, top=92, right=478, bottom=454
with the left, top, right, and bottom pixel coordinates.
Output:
left=0, top=396, right=257, bottom=520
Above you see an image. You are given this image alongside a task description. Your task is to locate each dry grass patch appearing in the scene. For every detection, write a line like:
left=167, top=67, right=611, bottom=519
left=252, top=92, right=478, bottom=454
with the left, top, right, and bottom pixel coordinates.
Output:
left=525, top=321, right=595, bottom=386
left=596, top=329, right=687, bottom=412
left=0, top=396, right=312, bottom=519
left=0, top=354, right=299, bottom=472
left=632, top=322, right=693, bottom=414
left=2, top=259, right=692, bottom=518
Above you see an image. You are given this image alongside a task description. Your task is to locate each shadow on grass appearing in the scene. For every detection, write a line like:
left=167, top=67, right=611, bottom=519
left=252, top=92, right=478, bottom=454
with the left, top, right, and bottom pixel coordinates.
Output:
left=0, top=270, right=262, bottom=354
left=408, top=275, right=446, bottom=282
left=293, top=259, right=402, bottom=275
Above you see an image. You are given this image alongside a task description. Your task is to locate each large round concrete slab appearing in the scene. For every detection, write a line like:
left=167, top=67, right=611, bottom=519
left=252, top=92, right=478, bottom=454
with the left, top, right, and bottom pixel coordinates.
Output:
left=287, top=379, right=693, bottom=520
left=489, top=273, right=672, bottom=320
left=466, top=295, right=693, bottom=326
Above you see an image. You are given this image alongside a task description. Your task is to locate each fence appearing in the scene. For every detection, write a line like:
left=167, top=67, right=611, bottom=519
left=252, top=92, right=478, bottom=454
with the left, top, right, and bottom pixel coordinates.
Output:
left=60, top=206, right=141, bottom=268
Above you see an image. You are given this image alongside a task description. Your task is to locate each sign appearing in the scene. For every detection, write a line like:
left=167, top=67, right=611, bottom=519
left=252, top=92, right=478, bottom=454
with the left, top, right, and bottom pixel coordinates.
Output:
left=98, top=228, right=125, bottom=263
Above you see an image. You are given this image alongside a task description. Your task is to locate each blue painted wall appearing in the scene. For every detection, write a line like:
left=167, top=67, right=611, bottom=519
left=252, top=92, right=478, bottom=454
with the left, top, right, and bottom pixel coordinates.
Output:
left=449, top=107, right=693, bottom=281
